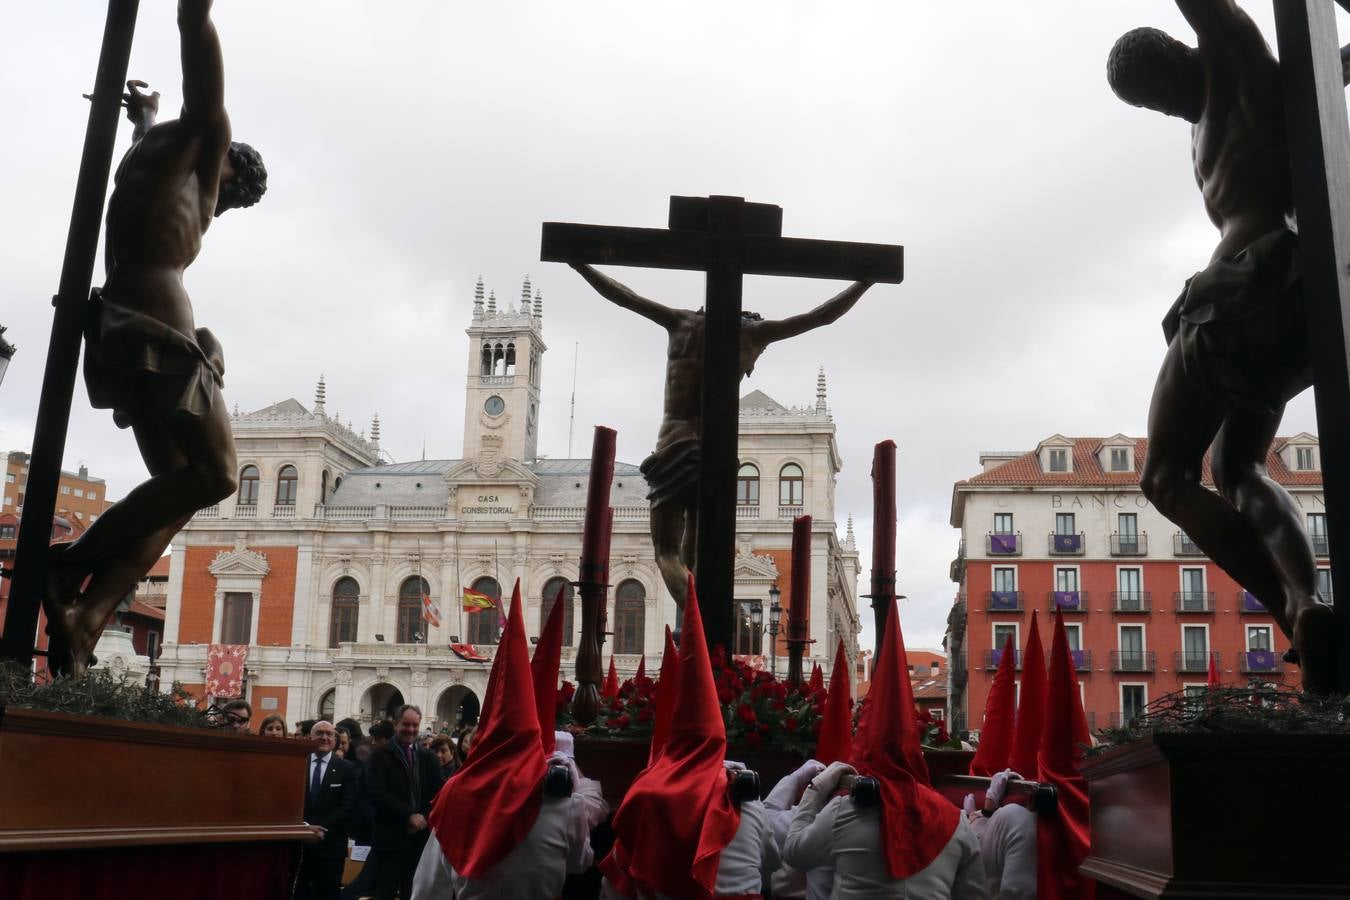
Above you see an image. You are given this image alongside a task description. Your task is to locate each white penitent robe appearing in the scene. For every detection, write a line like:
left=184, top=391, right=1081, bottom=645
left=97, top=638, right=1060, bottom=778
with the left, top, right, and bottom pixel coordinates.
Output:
left=599, top=799, right=782, bottom=900
left=782, top=787, right=987, bottom=900
left=410, top=795, right=593, bottom=900
left=968, top=804, right=1037, bottom=900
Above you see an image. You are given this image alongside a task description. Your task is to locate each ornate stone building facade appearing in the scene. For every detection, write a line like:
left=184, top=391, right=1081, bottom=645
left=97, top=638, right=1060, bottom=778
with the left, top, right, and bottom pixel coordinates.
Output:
left=159, top=278, right=862, bottom=730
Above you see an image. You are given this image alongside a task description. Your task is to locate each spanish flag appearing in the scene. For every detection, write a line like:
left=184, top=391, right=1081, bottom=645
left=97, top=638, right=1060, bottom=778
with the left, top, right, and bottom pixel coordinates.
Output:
left=422, top=593, right=441, bottom=628
left=463, top=587, right=496, bottom=612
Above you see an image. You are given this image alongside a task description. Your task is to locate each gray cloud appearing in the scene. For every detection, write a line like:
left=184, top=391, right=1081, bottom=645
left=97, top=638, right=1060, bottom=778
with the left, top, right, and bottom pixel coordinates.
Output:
left=1, top=1, right=1330, bottom=650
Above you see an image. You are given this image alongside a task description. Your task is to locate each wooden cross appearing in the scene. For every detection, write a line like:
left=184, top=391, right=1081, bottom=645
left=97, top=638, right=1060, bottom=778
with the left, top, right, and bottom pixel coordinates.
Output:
left=542, top=195, right=903, bottom=650
left=1273, top=0, right=1350, bottom=692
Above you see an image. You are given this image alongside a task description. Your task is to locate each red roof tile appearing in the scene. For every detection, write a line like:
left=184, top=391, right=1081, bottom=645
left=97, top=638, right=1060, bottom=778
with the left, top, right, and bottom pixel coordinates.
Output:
left=146, top=556, right=171, bottom=579
left=125, top=599, right=165, bottom=621
left=958, top=437, right=1322, bottom=489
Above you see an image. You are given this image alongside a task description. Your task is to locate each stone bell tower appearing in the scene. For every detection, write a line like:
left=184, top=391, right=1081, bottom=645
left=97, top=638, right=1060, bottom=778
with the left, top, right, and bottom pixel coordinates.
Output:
left=463, top=276, right=546, bottom=463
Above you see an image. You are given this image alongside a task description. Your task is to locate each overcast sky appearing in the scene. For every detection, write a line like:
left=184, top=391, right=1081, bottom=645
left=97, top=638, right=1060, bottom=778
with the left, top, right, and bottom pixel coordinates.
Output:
left=0, top=1, right=1334, bottom=652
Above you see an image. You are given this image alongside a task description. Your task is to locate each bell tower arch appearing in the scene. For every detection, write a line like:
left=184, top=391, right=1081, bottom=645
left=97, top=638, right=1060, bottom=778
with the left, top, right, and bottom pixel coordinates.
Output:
left=463, top=276, right=546, bottom=462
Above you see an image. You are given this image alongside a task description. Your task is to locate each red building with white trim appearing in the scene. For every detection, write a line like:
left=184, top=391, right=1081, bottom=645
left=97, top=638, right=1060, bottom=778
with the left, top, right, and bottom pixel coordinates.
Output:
left=946, top=433, right=1328, bottom=736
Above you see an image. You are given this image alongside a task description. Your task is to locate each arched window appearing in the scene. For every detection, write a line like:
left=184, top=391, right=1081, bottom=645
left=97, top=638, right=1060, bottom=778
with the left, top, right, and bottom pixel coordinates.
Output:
left=481, top=343, right=493, bottom=376
left=238, top=465, right=260, bottom=506
left=505, top=342, right=517, bottom=376
left=276, top=465, right=298, bottom=506
left=397, top=576, right=430, bottom=644
left=318, top=689, right=335, bottom=721
left=614, top=580, right=646, bottom=654
left=493, top=343, right=505, bottom=376
left=736, top=463, right=760, bottom=506
left=329, top=577, right=360, bottom=647
left=779, top=463, right=804, bottom=507
left=467, top=576, right=502, bottom=645
left=541, top=576, right=575, bottom=647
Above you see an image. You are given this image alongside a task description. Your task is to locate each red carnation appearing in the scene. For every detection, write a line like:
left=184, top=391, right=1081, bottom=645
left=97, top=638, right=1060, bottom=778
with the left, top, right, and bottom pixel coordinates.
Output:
left=616, top=713, right=631, bottom=728
left=637, top=706, right=654, bottom=723
left=737, top=703, right=757, bottom=724
left=610, top=698, right=624, bottom=712
left=718, top=687, right=736, bottom=704
left=784, top=716, right=799, bottom=732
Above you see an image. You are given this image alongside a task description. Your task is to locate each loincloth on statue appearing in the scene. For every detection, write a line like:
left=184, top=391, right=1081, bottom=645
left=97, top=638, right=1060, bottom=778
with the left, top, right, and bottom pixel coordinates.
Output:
left=640, top=437, right=700, bottom=509
left=83, top=289, right=226, bottom=429
left=1162, top=227, right=1311, bottom=415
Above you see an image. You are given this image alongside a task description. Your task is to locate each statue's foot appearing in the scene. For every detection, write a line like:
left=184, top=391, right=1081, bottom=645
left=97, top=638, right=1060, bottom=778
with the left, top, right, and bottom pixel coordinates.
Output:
left=1291, top=601, right=1337, bottom=695
left=42, top=544, right=93, bottom=678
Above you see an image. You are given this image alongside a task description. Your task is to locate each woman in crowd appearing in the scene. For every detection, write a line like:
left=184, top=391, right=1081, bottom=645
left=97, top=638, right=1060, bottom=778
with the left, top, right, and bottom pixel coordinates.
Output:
left=257, top=713, right=287, bottom=737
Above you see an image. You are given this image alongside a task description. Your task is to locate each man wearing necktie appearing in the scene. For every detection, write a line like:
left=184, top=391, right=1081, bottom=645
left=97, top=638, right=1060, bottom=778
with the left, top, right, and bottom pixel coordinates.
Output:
left=298, top=721, right=357, bottom=900
left=366, top=704, right=445, bottom=900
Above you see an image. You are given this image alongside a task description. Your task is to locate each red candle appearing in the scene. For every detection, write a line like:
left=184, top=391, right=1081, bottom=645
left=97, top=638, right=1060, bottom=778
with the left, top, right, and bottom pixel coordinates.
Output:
left=789, top=514, right=812, bottom=641
left=580, top=427, right=617, bottom=583
left=871, top=440, right=897, bottom=597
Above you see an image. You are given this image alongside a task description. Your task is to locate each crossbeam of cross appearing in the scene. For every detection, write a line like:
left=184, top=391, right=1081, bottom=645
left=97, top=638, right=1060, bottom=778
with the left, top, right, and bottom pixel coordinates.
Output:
left=542, top=195, right=902, bottom=650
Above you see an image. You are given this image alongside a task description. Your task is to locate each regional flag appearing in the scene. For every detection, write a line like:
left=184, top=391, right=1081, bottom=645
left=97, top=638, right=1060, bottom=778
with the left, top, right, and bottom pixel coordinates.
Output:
left=205, top=644, right=248, bottom=698
left=463, top=587, right=496, bottom=612
left=422, top=592, right=441, bottom=628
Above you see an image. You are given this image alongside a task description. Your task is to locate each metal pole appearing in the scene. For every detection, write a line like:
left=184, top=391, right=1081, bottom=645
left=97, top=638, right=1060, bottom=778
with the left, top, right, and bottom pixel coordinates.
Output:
left=0, top=0, right=140, bottom=668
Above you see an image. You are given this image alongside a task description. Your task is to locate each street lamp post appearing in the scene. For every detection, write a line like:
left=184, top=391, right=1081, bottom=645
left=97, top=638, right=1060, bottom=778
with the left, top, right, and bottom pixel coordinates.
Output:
left=768, top=584, right=782, bottom=679
left=0, top=325, right=14, bottom=389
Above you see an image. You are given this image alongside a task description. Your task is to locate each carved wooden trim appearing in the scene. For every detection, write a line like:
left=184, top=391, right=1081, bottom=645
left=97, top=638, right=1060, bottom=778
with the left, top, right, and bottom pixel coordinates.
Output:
left=0, top=824, right=316, bottom=852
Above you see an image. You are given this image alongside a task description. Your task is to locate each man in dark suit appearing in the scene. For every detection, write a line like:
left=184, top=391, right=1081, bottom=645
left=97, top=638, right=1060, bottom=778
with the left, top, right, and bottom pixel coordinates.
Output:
left=297, top=720, right=357, bottom=900
left=365, top=704, right=444, bottom=900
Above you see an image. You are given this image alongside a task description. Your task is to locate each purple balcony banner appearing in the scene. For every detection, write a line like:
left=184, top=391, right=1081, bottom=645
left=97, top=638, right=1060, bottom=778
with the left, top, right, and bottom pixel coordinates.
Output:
left=1053, top=590, right=1081, bottom=610
left=1245, top=649, right=1277, bottom=671
left=990, top=591, right=1019, bottom=610
left=1053, top=533, right=1082, bottom=552
left=990, top=533, right=1018, bottom=554
left=1242, top=592, right=1266, bottom=613
left=991, top=648, right=1018, bottom=668
left=1070, top=649, right=1087, bottom=669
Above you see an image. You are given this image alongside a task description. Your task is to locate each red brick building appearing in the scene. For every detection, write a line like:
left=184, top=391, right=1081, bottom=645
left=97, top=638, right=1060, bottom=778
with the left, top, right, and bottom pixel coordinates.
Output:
left=946, top=433, right=1327, bottom=736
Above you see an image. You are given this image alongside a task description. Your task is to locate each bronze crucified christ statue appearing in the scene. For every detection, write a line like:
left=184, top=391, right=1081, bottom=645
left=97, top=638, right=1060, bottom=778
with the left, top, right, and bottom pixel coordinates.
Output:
left=1108, top=0, right=1350, bottom=692
left=571, top=263, right=870, bottom=611
left=43, top=0, right=267, bottom=677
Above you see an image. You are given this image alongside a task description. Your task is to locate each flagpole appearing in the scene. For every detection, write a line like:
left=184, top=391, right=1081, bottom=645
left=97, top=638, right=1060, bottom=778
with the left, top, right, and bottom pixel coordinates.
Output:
left=456, top=554, right=464, bottom=643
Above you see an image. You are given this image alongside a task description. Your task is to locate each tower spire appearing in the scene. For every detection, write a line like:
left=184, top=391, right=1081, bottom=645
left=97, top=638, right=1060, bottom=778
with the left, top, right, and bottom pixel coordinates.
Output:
left=534, top=288, right=543, bottom=322
left=473, top=276, right=485, bottom=321
left=816, top=366, right=828, bottom=413
left=487, top=289, right=497, bottom=315
left=314, top=373, right=327, bottom=416
left=845, top=514, right=856, bottom=551
left=521, top=275, right=532, bottom=311
left=370, top=413, right=380, bottom=448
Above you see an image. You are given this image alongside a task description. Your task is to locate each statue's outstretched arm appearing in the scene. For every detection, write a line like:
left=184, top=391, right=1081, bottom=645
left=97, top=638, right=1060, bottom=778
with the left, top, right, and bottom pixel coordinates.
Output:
left=752, top=281, right=873, bottom=346
left=571, top=263, right=680, bottom=329
left=177, top=0, right=227, bottom=134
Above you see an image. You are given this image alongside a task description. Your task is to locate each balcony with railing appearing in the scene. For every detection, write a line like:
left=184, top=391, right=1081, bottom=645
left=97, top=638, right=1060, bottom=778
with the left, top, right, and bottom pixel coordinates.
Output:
left=1110, top=650, right=1155, bottom=673
left=1174, top=650, right=1218, bottom=673
left=986, top=532, right=1021, bottom=556
left=1174, top=591, right=1215, bottom=613
left=778, top=505, right=804, bottom=519
left=1111, top=591, right=1151, bottom=613
left=234, top=504, right=257, bottom=519
left=1312, top=535, right=1330, bottom=557
left=736, top=505, right=760, bottom=520
left=1048, top=590, right=1088, bottom=613
left=272, top=504, right=296, bottom=519
left=985, top=590, right=1023, bottom=612
left=197, top=505, right=220, bottom=519
left=1238, top=591, right=1269, bottom=614
left=983, top=648, right=1021, bottom=670
left=1173, top=532, right=1205, bottom=556
left=1048, top=532, right=1084, bottom=555
left=1110, top=532, right=1148, bottom=556
left=1239, top=649, right=1283, bottom=674
left=1046, top=649, right=1092, bottom=671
